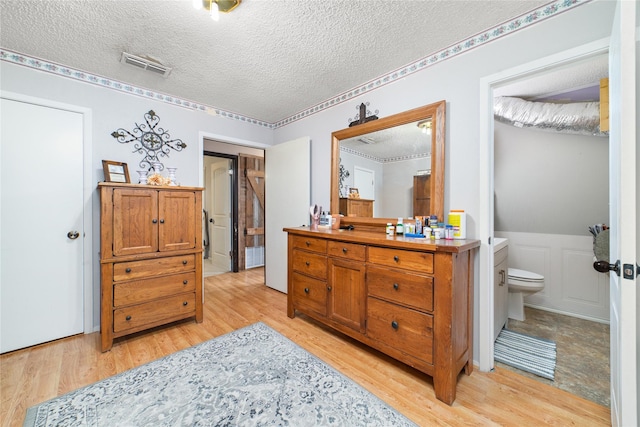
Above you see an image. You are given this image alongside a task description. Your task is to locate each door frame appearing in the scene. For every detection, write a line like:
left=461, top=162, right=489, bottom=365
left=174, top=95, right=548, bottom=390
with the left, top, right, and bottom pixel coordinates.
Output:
left=204, top=151, right=239, bottom=273
left=477, top=37, right=611, bottom=371
left=0, top=90, right=94, bottom=333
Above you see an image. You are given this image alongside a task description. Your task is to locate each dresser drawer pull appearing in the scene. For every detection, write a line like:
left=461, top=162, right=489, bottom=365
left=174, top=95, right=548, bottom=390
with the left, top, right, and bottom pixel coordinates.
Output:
left=183, top=260, right=188, bottom=265
left=327, top=286, right=332, bottom=291
left=125, top=268, right=132, bottom=273
left=305, top=241, right=311, bottom=247
left=391, top=320, right=399, bottom=330
left=304, top=288, right=309, bottom=294
left=152, top=219, right=158, bottom=224
left=126, top=315, right=132, bottom=321
left=305, top=261, right=310, bottom=266
left=342, top=247, right=348, bottom=253
left=160, top=219, right=165, bottom=224
left=393, top=255, right=399, bottom=262
left=183, top=301, right=188, bottom=306
left=183, top=280, right=188, bottom=284
left=393, top=283, right=399, bottom=290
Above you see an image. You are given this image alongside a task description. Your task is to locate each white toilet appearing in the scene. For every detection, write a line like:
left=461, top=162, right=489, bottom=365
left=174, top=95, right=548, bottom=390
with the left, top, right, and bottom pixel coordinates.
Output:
left=507, top=268, right=545, bottom=321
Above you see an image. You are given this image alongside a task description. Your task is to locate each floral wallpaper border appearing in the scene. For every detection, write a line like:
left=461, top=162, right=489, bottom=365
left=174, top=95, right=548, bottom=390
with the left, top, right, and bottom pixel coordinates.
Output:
left=0, top=0, right=586, bottom=130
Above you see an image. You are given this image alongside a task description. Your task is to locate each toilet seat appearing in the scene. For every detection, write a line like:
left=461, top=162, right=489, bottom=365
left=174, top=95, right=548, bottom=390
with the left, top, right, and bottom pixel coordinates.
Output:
left=508, top=268, right=544, bottom=291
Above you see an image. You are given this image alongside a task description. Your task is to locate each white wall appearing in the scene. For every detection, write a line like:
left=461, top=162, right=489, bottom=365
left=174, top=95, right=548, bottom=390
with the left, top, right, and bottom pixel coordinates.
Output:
left=495, top=121, right=609, bottom=236
left=0, top=62, right=273, bottom=329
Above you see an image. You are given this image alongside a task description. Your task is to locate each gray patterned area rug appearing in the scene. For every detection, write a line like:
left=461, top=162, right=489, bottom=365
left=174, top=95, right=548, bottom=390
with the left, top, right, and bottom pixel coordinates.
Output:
left=25, top=322, right=416, bottom=426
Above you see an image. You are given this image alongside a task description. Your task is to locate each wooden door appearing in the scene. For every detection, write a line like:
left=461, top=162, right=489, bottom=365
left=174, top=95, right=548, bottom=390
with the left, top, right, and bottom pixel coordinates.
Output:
left=159, top=190, right=196, bottom=252
left=607, top=2, right=637, bottom=424
left=413, top=175, right=431, bottom=217
left=113, top=188, right=158, bottom=256
left=328, top=258, right=366, bottom=332
left=1, top=98, right=84, bottom=353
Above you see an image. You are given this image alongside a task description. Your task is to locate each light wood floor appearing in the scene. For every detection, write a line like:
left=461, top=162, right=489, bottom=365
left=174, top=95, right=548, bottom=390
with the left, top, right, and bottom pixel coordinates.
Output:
left=1, top=268, right=610, bottom=426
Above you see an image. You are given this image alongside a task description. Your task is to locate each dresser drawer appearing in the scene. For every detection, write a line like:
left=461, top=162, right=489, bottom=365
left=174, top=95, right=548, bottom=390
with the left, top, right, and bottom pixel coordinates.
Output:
left=113, top=292, right=196, bottom=333
left=291, top=235, right=327, bottom=254
left=113, top=255, right=196, bottom=281
left=327, top=241, right=366, bottom=261
left=367, top=247, right=433, bottom=273
left=292, top=272, right=327, bottom=316
left=113, top=272, right=196, bottom=307
left=367, top=266, right=433, bottom=312
left=367, top=297, right=433, bottom=364
left=292, top=249, right=327, bottom=279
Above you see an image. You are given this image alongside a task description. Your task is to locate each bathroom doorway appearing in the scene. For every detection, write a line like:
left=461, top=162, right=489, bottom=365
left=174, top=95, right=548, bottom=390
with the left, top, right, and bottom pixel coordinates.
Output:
left=480, top=44, right=613, bottom=407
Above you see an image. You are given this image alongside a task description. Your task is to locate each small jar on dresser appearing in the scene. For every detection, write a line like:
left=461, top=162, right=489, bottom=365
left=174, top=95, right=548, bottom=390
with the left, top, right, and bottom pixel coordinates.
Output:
left=98, top=182, right=204, bottom=352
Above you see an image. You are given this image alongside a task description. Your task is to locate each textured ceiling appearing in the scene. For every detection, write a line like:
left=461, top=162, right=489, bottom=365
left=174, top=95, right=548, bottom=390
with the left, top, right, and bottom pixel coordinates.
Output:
left=1, top=0, right=565, bottom=124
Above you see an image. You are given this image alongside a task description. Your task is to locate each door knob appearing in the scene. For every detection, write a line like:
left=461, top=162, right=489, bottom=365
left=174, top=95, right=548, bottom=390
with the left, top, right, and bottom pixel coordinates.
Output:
left=67, top=231, right=79, bottom=240
left=593, top=260, right=620, bottom=276
left=209, top=218, right=215, bottom=224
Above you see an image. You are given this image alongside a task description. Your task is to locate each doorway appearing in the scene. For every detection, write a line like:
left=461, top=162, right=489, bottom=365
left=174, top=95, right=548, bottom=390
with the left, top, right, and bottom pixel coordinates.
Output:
left=203, top=152, right=238, bottom=276
left=479, top=40, right=612, bottom=403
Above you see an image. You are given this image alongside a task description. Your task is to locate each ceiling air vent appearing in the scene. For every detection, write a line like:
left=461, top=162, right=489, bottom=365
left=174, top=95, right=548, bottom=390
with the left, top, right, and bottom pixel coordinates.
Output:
left=120, top=52, right=172, bottom=77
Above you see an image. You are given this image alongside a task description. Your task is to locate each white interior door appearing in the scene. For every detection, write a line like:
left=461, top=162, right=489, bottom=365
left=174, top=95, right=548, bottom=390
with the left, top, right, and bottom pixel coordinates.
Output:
left=209, top=159, right=231, bottom=272
left=607, top=1, right=637, bottom=425
left=1, top=98, right=84, bottom=353
left=353, top=166, right=374, bottom=200
left=264, top=137, right=310, bottom=293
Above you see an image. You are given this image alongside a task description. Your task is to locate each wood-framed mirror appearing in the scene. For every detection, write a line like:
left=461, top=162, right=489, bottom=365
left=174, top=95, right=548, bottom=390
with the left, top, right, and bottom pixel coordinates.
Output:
left=330, top=100, right=445, bottom=231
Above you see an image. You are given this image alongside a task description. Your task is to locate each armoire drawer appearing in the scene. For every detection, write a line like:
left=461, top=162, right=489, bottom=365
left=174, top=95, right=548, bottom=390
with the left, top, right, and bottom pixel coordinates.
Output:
left=292, top=249, right=327, bottom=279
left=113, top=255, right=195, bottom=281
left=366, top=297, right=433, bottom=364
left=367, top=247, right=433, bottom=274
left=291, top=235, right=327, bottom=254
left=327, top=241, right=366, bottom=261
left=367, top=265, right=433, bottom=312
left=291, top=272, right=327, bottom=316
left=113, top=272, right=196, bottom=307
left=113, top=292, right=196, bottom=333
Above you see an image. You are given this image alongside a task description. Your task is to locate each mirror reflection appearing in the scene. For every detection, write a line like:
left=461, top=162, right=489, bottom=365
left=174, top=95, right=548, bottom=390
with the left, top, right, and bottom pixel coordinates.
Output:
left=338, top=119, right=432, bottom=218
left=330, top=101, right=446, bottom=227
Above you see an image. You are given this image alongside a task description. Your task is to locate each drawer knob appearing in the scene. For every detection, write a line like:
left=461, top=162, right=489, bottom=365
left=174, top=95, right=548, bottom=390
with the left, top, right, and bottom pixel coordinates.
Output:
left=183, top=260, right=188, bottom=265
left=183, top=301, right=188, bottom=306
left=327, top=286, right=332, bottom=291
left=305, top=261, right=310, bottom=266
left=152, top=219, right=158, bottom=224
left=183, top=280, right=188, bottom=285
left=304, top=288, right=309, bottom=294
left=160, top=219, right=165, bottom=224
left=125, top=268, right=132, bottom=273
left=305, top=241, right=311, bottom=246
left=391, top=320, right=399, bottom=330
left=342, top=247, right=348, bottom=253
left=126, top=315, right=131, bottom=321
left=393, top=283, right=399, bottom=290
left=393, top=255, right=399, bottom=262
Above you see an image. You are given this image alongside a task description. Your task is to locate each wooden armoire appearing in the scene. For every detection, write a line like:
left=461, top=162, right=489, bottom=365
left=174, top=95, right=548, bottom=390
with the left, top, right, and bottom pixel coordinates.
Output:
left=98, top=182, right=203, bottom=351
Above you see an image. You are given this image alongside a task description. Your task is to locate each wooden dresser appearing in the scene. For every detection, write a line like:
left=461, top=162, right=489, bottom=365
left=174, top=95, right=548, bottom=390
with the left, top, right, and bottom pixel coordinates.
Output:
left=99, top=183, right=204, bottom=352
left=339, top=197, right=374, bottom=217
left=285, top=227, right=479, bottom=405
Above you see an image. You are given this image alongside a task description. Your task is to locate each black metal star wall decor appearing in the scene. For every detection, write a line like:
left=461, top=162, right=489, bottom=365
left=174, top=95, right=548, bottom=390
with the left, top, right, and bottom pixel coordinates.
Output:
left=111, top=110, right=187, bottom=171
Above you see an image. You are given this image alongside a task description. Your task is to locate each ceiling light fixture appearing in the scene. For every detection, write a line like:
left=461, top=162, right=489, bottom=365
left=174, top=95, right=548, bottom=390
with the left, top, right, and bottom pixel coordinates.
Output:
left=193, top=0, right=241, bottom=21
left=417, top=120, right=432, bottom=135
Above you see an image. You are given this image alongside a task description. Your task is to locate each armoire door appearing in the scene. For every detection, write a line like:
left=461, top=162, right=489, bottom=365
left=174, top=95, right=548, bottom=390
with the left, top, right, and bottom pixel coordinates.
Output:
left=113, top=188, right=158, bottom=256
left=1, top=98, right=84, bottom=353
left=159, top=190, right=197, bottom=252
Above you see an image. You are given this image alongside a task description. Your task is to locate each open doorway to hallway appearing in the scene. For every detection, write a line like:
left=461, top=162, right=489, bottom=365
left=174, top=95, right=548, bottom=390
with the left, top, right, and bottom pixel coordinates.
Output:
left=203, top=140, right=265, bottom=279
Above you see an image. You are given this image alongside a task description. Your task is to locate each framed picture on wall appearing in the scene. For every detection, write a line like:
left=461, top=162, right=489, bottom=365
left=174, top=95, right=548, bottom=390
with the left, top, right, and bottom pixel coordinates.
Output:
left=102, top=160, right=130, bottom=183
